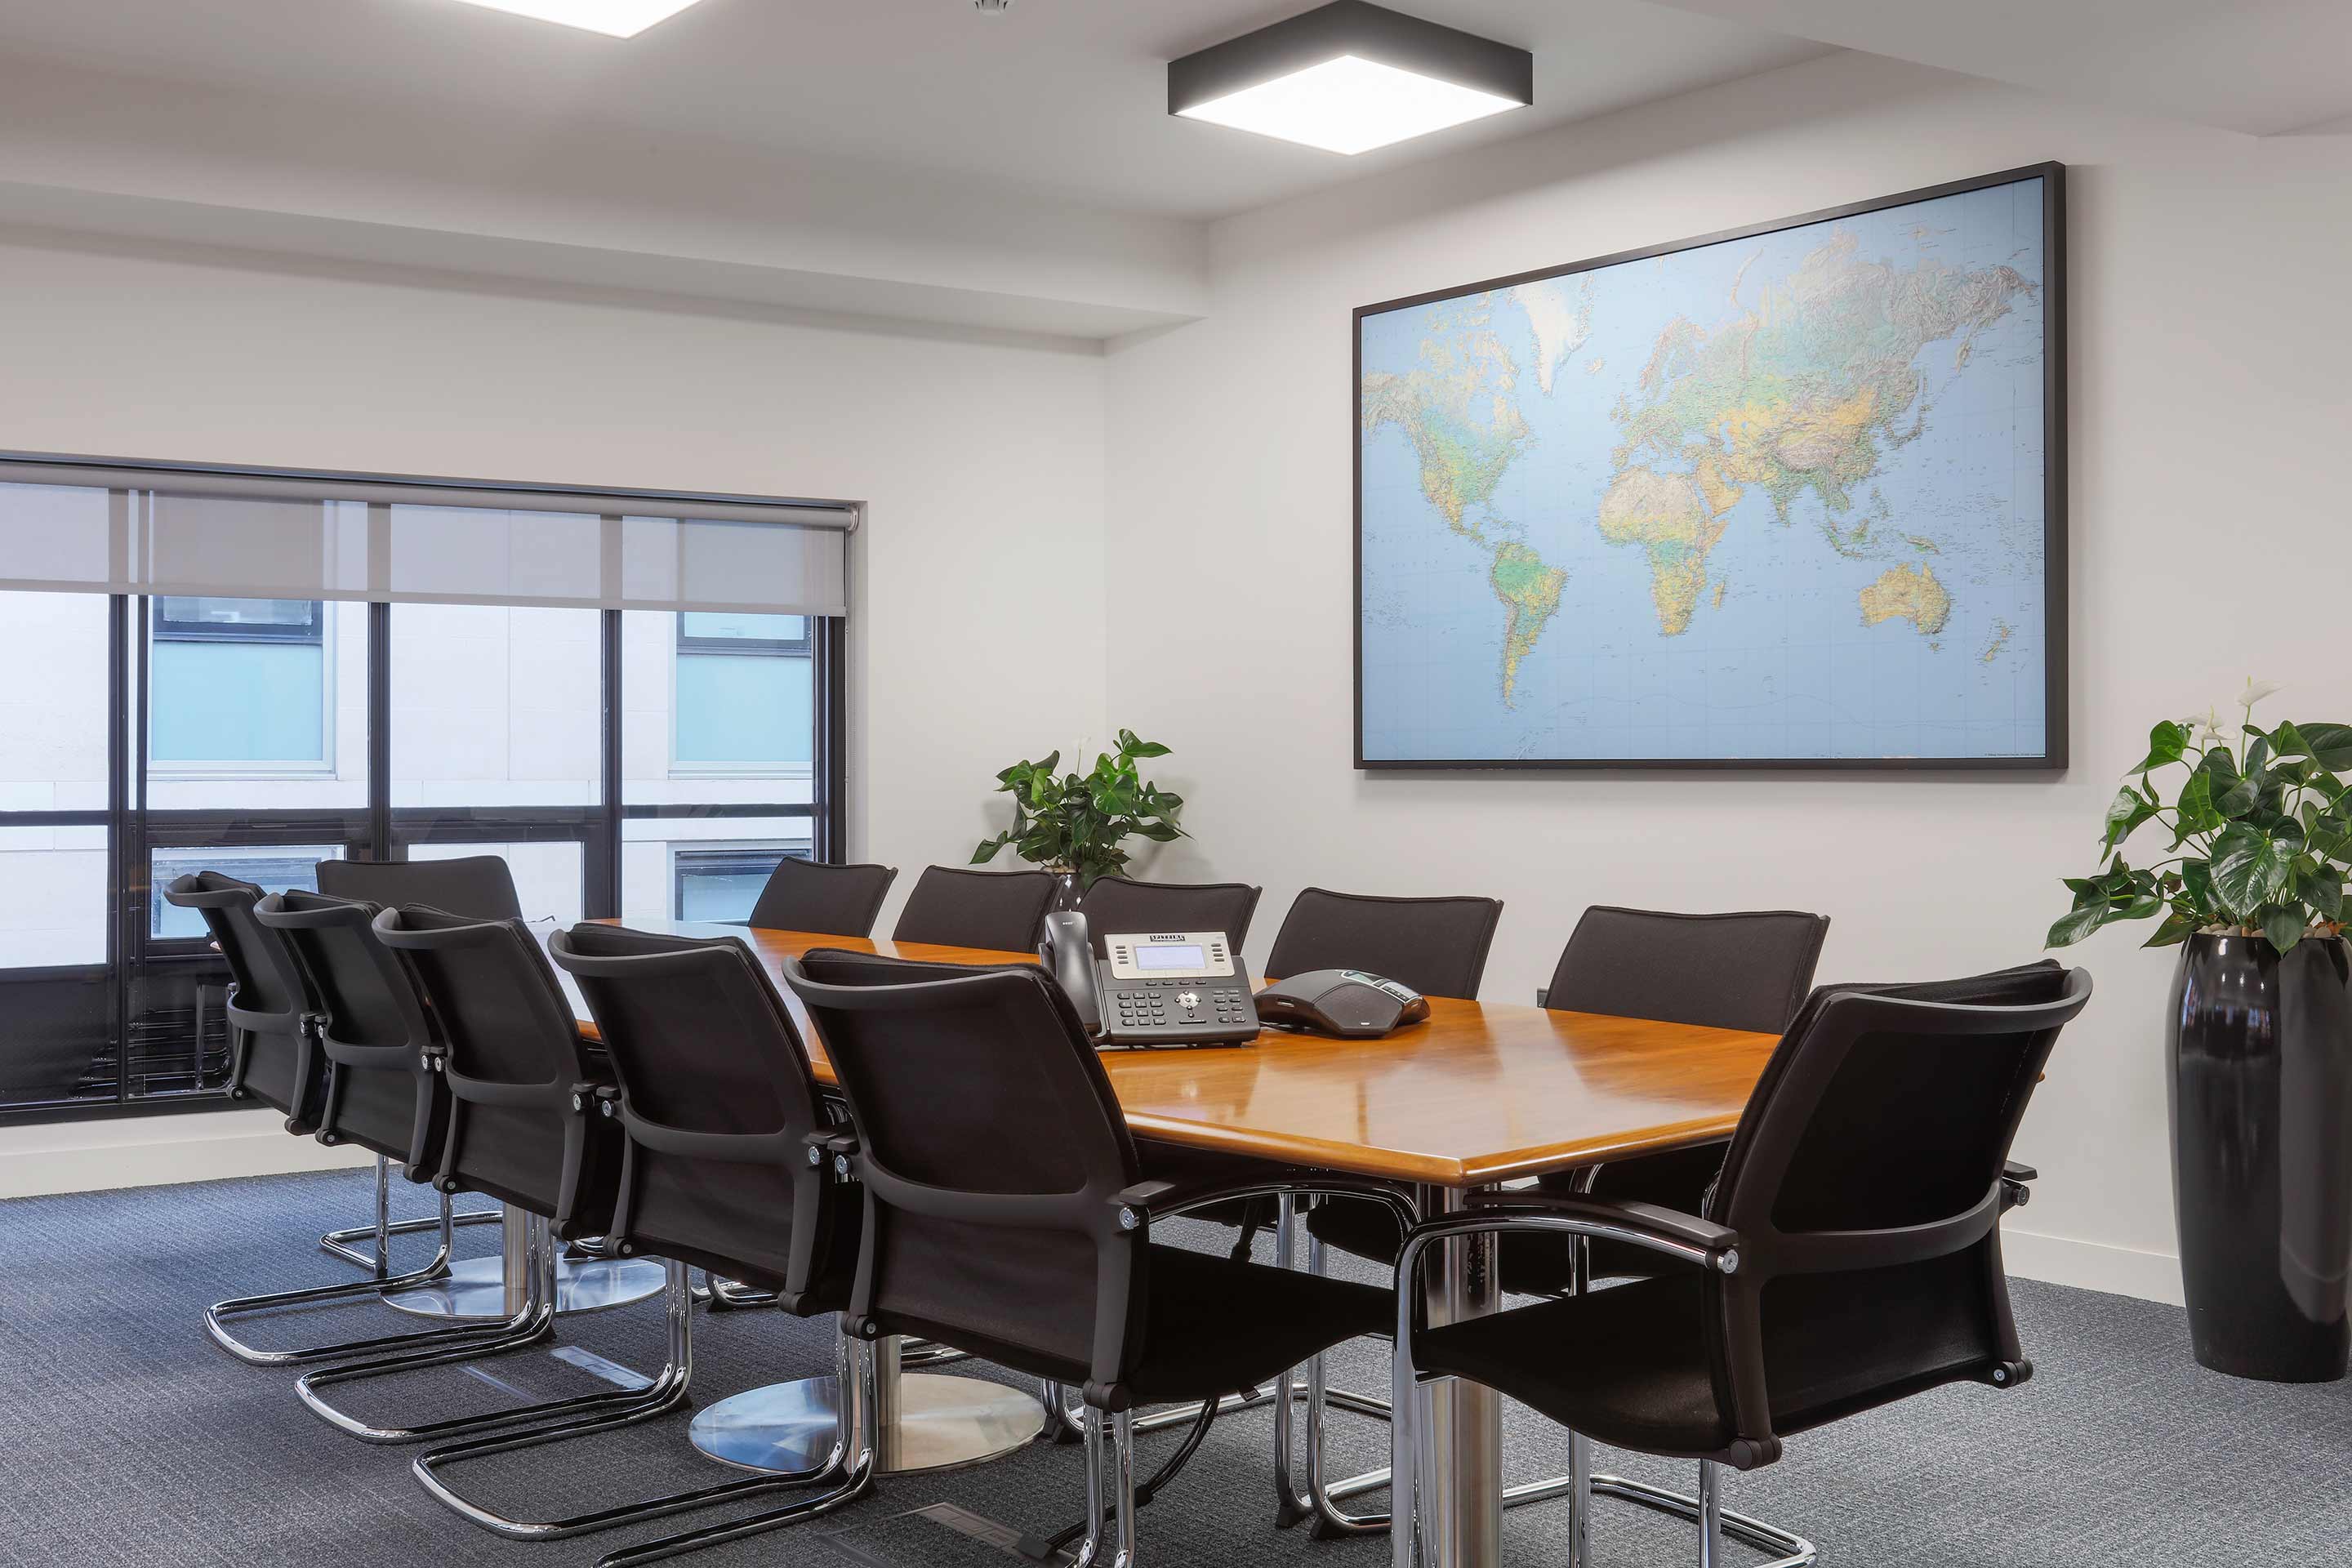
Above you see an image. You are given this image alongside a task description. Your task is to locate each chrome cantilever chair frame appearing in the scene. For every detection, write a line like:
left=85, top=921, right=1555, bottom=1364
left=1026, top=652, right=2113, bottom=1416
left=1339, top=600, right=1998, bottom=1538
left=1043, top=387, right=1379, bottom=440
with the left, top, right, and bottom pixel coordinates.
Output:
left=205, top=1032, right=540, bottom=1370
left=1023, top=1174, right=1415, bottom=1559
left=413, top=1263, right=871, bottom=1543
left=590, top=1335, right=880, bottom=1568
left=294, top=1207, right=675, bottom=1446
left=1389, top=1209, right=1813, bottom=1568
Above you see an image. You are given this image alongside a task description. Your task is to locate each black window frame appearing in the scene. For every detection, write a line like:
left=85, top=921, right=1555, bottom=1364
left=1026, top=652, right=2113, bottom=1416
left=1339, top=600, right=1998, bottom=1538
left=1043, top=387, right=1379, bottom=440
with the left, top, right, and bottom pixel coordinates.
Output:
left=0, top=473, right=851, bottom=1129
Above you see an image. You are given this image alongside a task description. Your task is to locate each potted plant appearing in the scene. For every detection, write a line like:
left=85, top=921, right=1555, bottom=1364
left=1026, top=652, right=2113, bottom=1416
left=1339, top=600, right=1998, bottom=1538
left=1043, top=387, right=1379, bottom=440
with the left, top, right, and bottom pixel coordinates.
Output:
left=2048, top=682, right=2352, bottom=1381
left=971, top=729, right=1187, bottom=907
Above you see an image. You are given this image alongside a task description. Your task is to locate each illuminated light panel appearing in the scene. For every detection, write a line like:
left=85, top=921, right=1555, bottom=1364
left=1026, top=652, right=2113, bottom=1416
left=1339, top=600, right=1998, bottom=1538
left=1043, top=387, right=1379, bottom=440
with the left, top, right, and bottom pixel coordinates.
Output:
left=445, top=0, right=708, bottom=38
left=1175, top=53, right=1522, bottom=155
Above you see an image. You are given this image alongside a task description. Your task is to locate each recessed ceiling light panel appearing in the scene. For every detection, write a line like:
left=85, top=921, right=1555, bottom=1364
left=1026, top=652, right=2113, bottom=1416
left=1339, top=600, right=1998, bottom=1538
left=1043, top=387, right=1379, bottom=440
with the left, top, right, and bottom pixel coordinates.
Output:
left=446, top=0, right=708, bottom=38
left=1169, top=1, right=1532, bottom=155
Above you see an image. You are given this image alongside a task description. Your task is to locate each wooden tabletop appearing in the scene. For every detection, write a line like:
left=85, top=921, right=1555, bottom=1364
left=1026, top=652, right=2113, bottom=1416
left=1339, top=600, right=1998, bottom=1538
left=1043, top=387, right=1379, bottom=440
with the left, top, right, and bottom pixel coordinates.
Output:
left=565, top=920, right=1781, bottom=1189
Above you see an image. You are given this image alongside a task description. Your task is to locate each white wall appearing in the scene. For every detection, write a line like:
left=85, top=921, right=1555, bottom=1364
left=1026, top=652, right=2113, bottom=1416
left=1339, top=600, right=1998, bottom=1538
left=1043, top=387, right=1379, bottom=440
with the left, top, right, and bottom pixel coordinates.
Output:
left=1104, top=51, right=2352, bottom=1303
left=0, top=229, right=1111, bottom=1182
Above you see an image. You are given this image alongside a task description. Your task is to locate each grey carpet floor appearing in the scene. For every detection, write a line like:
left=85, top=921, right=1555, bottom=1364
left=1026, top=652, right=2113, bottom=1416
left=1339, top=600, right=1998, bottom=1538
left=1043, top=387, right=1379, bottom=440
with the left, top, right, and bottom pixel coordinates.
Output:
left=1, top=1168, right=2346, bottom=1567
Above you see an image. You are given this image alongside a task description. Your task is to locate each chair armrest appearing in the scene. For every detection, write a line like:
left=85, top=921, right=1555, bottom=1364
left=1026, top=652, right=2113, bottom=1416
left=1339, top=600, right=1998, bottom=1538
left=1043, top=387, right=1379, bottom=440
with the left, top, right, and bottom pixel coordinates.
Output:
left=1453, top=1189, right=1740, bottom=1269
left=2003, top=1160, right=2038, bottom=1183
left=1111, top=1171, right=1416, bottom=1233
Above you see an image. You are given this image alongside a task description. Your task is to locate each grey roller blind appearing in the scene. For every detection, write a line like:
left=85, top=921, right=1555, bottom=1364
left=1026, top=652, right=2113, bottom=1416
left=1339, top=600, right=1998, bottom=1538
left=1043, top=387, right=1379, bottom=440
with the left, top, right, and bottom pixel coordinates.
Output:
left=0, top=458, right=853, bottom=616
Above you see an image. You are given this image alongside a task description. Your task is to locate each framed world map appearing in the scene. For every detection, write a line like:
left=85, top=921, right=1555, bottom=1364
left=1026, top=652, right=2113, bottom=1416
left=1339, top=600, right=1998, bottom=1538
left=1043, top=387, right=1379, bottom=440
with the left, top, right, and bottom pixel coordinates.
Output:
left=1354, top=163, right=2065, bottom=769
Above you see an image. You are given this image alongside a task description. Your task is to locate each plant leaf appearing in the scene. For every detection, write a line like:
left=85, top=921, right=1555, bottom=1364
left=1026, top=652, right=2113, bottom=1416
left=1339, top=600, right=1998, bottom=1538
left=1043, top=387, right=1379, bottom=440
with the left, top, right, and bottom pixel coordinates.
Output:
left=2290, top=722, right=2352, bottom=772
left=2133, top=719, right=2189, bottom=774
left=2211, top=822, right=2292, bottom=916
left=2144, top=911, right=2200, bottom=947
left=2262, top=905, right=2306, bottom=956
left=2308, top=866, right=2344, bottom=922
left=2046, top=903, right=2109, bottom=948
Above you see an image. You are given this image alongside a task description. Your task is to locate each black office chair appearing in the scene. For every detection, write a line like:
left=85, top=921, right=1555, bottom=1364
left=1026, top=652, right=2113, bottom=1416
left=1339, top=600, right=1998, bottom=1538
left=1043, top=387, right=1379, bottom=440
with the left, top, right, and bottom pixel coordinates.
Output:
left=207, top=890, right=528, bottom=1368
left=746, top=856, right=899, bottom=937
left=782, top=948, right=1413, bottom=1568
left=890, top=864, right=1057, bottom=951
left=1389, top=960, right=2092, bottom=1568
left=1078, top=875, right=1263, bottom=956
left=293, top=902, right=676, bottom=1445
left=318, top=854, right=523, bottom=920
left=165, top=871, right=322, bottom=1128
left=411, top=921, right=870, bottom=1556
left=1264, top=886, right=1503, bottom=998
left=1294, top=903, right=1822, bottom=1537
left=172, top=872, right=476, bottom=1365
left=1536, top=905, right=1830, bottom=1285
left=1307, top=906, right=1832, bottom=1284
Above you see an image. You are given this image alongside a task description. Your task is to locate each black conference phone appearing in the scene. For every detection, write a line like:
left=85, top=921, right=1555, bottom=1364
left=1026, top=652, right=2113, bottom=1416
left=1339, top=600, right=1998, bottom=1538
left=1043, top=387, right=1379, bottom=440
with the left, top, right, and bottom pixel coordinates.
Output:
left=1041, top=912, right=1258, bottom=1049
left=1255, top=970, right=1428, bottom=1039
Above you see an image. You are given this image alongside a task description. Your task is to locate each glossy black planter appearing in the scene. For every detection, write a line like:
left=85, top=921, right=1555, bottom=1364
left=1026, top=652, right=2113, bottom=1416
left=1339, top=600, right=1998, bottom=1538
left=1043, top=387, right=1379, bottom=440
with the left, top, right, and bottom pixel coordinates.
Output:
left=2169, top=932, right=2352, bottom=1381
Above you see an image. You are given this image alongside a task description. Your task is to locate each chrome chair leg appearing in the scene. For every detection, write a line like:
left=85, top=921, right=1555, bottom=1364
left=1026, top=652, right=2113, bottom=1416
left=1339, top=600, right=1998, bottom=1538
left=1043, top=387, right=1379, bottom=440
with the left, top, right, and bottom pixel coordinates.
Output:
left=1582, top=1464, right=1815, bottom=1567
left=318, top=1154, right=498, bottom=1271
left=293, top=1213, right=679, bottom=1446
left=206, top=1164, right=522, bottom=1368
left=412, top=1261, right=854, bottom=1540
left=1067, top=1403, right=1142, bottom=1568
left=591, top=1333, right=880, bottom=1568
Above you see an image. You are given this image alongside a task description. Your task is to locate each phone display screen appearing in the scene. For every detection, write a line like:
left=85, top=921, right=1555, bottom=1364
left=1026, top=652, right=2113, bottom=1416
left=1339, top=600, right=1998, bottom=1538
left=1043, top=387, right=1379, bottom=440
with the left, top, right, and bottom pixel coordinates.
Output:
left=1136, top=943, right=1207, bottom=972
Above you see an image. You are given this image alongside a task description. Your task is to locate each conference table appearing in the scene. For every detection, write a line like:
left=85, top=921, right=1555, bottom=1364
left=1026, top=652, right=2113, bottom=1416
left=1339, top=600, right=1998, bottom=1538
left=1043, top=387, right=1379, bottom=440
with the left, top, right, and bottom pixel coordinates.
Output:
left=567, top=920, right=1783, bottom=1568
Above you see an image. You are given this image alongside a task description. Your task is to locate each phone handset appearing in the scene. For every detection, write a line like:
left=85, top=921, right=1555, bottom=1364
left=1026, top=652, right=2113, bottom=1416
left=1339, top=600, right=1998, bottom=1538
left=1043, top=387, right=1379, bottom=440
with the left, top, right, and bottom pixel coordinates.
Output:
left=1040, top=910, right=1104, bottom=1038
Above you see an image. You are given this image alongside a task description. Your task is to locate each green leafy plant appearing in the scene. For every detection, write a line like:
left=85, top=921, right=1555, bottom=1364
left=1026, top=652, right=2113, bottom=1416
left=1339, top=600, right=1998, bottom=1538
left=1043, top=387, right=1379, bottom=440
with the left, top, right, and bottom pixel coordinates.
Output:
left=2050, top=681, right=2352, bottom=955
left=971, top=728, right=1186, bottom=890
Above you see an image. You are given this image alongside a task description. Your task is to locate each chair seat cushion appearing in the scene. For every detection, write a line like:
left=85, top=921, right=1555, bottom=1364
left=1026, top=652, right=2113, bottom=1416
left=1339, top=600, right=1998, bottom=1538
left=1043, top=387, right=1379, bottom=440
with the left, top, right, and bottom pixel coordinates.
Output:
left=1414, top=1272, right=1731, bottom=1459
left=1124, top=1244, right=1392, bottom=1405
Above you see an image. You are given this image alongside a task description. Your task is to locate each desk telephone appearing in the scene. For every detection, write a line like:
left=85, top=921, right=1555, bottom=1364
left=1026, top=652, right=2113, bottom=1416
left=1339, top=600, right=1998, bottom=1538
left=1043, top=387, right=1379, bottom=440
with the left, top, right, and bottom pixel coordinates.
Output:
left=1041, top=912, right=1260, bottom=1048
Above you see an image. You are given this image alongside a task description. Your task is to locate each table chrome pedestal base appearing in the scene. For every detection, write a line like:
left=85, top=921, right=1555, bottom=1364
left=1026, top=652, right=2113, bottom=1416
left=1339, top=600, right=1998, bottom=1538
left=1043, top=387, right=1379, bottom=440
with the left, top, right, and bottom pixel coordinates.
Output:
left=691, top=1373, right=1039, bottom=1476
left=383, top=1254, right=667, bottom=1321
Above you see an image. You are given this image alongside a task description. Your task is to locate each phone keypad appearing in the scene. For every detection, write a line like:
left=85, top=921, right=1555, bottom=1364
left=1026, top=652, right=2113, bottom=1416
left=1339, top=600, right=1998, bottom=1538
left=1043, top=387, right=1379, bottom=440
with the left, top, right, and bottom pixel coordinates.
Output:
left=1108, top=978, right=1254, bottom=1036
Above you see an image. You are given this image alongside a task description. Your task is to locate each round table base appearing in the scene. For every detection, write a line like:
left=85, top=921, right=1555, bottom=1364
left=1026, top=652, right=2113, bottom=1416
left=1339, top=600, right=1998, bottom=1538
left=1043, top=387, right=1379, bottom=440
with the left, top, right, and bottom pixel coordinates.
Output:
left=690, top=1373, right=1040, bottom=1476
left=381, top=1254, right=668, bottom=1321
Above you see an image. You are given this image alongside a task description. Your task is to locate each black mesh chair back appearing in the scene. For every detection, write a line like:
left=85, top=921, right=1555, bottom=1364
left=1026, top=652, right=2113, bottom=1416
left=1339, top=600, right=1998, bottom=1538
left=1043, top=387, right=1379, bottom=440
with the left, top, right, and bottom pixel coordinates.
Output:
left=163, top=871, right=319, bottom=1122
left=374, top=906, right=617, bottom=1236
left=317, top=855, right=523, bottom=921
left=786, top=948, right=1143, bottom=1391
left=890, top=865, right=1057, bottom=951
left=746, top=857, right=900, bottom=937
left=548, top=924, right=850, bottom=1305
left=1548, top=905, right=1830, bottom=1233
left=1703, top=961, right=2092, bottom=1452
left=1077, top=875, right=1263, bottom=957
left=255, top=889, right=441, bottom=1169
left=1264, top=886, right=1503, bottom=999
left=1546, top=906, right=1829, bottom=1033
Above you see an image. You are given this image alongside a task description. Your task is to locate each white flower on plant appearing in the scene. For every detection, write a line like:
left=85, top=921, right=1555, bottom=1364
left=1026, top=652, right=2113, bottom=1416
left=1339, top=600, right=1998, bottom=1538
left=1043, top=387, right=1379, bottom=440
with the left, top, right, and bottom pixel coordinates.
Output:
left=2186, top=706, right=2230, bottom=750
left=2238, top=677, right=2283, bottom=713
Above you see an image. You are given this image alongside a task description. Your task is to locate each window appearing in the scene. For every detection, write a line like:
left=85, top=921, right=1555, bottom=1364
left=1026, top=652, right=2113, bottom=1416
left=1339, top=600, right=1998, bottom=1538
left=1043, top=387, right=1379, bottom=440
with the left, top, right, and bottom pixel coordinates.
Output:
left=670, top=840, right=812, bottom=924
left=673, top=612, right=814, bottom=771
left=149, top=596, right=345, bottom=782
left=0, top=457, right=849, bottom=1124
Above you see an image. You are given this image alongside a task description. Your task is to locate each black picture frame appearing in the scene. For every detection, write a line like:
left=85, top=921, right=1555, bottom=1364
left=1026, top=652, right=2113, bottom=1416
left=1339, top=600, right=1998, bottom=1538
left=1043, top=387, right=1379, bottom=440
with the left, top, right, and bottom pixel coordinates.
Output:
left=1352, top=161, right=2068, bottom=773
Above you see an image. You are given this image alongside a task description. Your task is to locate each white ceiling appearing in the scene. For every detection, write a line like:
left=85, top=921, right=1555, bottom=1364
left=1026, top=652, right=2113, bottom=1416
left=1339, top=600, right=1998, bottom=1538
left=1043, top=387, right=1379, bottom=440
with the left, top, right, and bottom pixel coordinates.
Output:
left=0, top=0, right=1829, bottom=222
left=0, top=0, right=2339, bottom=339
left=1646, top=0, right=2352, bottom=137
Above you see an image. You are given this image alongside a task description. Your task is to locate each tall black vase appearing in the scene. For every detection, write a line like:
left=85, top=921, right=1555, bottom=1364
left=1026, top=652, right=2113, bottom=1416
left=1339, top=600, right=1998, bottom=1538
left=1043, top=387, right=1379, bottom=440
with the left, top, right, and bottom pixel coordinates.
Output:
left=2169, top=930, right=2352, bottom=1381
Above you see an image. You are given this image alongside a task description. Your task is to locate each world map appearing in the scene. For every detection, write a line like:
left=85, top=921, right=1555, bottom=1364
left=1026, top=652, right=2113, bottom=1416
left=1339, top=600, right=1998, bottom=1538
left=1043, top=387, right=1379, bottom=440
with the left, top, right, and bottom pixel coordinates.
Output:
left=1358, top=174, right=2051, bottom=764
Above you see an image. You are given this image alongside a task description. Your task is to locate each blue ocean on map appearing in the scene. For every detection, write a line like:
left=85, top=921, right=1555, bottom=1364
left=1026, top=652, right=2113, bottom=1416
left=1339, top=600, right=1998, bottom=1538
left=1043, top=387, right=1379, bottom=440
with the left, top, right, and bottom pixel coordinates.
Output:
left=1357, top=176, right=2048, bottom=764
